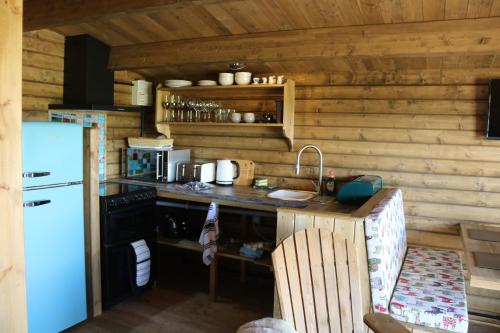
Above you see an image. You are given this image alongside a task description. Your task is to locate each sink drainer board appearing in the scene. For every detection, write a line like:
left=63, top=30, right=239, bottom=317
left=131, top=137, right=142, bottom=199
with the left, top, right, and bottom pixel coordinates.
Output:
left=267, top=189, right=316, bottom=201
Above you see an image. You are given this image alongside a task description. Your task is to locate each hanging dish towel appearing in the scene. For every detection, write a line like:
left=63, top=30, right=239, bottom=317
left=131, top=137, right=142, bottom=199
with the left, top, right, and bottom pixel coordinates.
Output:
left=198, top=202, right=219, bottom=265
left=130, top=239, right=151, bottom=287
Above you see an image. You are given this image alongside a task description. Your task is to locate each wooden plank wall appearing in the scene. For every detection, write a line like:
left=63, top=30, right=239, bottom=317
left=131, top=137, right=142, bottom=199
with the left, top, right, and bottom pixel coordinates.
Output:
left=21, top=29, right=144, bottom=179
left=171, top=68, right=500, bottom=314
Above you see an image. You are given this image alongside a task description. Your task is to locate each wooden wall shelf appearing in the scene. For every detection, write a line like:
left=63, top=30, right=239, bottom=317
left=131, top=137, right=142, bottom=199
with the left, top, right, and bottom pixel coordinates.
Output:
left=155, top=80, right=295, bottom=151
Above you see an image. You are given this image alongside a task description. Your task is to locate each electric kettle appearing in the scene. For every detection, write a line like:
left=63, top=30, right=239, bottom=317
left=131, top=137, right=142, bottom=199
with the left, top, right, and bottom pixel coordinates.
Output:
left=216, top=160, right=240, bottom=185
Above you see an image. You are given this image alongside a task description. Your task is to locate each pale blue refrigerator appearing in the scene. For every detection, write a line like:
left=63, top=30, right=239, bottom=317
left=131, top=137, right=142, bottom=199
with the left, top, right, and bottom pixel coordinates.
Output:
left=22, top=122, right=87, bottom=332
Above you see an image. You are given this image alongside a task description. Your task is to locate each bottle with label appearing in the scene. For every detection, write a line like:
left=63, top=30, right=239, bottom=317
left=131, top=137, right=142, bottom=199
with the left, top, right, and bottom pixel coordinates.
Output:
left=325, top=170, right=336, bottom=196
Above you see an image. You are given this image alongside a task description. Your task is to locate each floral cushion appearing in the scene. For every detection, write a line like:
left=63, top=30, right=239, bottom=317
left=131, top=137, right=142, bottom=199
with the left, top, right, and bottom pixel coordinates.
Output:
left=389, top=247, right=468, bottom=333
left=364, top=188, right=407, bottom=313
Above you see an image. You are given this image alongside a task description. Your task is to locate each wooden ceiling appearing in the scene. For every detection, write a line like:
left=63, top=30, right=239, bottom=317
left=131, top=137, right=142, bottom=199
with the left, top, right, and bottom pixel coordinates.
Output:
left=28, top=0, right=500, bottom=46
left=24, top=0, right=500, bottom=80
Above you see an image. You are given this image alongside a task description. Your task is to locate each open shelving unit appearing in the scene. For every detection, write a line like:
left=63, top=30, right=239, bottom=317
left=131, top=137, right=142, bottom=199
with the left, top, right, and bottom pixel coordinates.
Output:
left=155, top=235, right=272, bottom=268
left=155, top=80, right=295, bottom=150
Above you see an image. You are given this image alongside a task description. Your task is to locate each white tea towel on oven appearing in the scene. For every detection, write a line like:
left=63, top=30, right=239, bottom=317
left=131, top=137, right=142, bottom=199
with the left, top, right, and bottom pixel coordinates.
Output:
left=198, top=202, right=219, bottom=265
left=130, top=239, right=151, bottom=287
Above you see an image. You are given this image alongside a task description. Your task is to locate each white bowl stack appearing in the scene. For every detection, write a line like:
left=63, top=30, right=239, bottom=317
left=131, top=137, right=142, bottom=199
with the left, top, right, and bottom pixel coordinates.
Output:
left=218, top=73, right=234, bottom=86
left=235, top=72, right=252, bottom=85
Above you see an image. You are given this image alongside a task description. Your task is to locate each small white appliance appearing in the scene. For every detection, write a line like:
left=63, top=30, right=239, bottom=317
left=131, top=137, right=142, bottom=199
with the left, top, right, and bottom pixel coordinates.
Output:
left=176, top=162, right=216, bottom=183
left=122, top=148, right=190, bottom=183
left=216, top=160, right=240, bottom=185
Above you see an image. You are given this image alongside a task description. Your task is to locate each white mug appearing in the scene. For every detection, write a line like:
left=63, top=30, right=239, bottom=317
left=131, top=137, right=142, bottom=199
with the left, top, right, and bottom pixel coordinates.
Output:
left=253, top=77, right=260, bottom=84
left=277, top=75, right=285, bottom=84
left=261, top=77, right=268, bottom=84
left=243, top=113, right=255, bottom=123
left=231, top=112, right=242, bottom=123
left=268, top=75, right=276, bottom=84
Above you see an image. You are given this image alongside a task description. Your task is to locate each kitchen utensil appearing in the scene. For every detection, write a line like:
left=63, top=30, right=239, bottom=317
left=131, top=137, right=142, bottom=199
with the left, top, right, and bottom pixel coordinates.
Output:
left=233, top=159, right=255, bottom=186
left=197, top=80, right=217, bottom=86
left=164, top=80, right=192, bottom=88
left=235, top=72, right=252, bottom=85
left=231, top=112, right=242, bottom=123
left=216, top=159, right=240, bottom=185
left=218, top=73, right=234, bottom=86
left=243, top=112, right=255, bottom=123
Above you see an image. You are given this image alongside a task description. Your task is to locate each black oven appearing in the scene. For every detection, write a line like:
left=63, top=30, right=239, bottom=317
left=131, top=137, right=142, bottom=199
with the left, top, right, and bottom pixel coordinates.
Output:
left=99, top=182, right=157, bottom=310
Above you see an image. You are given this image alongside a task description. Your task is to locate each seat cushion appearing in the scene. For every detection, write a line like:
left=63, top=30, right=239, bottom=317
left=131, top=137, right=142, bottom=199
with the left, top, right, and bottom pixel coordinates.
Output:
left=365, top=188, right=407, bottom=313
left=389, top=247, right=468, bottom=333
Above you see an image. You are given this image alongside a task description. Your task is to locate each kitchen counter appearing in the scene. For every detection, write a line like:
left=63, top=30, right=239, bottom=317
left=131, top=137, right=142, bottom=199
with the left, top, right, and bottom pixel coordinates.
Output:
left=110, top=178, right=359, bottom=214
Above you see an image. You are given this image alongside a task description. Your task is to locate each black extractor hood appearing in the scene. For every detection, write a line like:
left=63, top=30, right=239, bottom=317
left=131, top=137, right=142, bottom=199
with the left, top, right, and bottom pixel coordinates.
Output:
left=49, top=34, right=146, bottom=112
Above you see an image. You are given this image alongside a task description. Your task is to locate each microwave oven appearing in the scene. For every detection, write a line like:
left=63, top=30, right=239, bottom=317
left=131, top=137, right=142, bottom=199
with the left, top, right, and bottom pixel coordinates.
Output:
left=121, top=148, right=190, bottom=183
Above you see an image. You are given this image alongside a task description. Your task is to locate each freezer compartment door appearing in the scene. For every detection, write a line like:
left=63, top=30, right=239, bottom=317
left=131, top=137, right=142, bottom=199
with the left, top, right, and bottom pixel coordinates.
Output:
left=24, top=184, right=87, bottom=332
left=22, top=122, right=83, bottom=188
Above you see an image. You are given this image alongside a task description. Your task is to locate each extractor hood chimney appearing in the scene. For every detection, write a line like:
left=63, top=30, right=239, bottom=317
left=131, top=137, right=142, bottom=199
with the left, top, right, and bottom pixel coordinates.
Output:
left=63, top=34, right=114, bottom=106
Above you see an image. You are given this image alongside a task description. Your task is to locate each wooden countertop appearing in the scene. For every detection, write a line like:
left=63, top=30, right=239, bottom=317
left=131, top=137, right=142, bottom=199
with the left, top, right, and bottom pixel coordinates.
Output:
left=110, top=178, right=360, bottom=215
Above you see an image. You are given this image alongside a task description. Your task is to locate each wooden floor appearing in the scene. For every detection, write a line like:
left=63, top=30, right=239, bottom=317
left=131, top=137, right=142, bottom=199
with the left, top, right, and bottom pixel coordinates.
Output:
left=67, top=258, right=499, bottom=333
left=68, top=271, right=274, bottom=333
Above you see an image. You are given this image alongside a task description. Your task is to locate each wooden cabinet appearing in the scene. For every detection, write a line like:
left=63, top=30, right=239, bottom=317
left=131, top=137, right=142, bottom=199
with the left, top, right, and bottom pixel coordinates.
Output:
left=155, top=80, right=295, bottom=151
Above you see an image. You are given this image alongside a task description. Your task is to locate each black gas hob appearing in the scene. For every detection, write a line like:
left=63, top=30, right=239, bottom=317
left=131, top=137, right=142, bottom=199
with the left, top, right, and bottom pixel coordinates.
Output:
left=99, top=182, right=156, bottom=211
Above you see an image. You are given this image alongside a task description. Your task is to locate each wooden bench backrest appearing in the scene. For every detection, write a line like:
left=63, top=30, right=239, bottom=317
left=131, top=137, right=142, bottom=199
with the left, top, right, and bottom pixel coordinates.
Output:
left=272, top=228, right=364, bottom=333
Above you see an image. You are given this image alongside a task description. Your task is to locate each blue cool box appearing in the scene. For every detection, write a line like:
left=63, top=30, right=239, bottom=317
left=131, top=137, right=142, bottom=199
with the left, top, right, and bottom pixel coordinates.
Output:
left=336, top=175, right=383, bottom=205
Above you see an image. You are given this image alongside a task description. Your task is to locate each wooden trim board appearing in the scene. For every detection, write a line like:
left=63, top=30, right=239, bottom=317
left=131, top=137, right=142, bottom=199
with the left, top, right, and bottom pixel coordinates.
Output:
left=83, top=127, right=102, bottom=317
left=0, top=0, right=28, bottom=331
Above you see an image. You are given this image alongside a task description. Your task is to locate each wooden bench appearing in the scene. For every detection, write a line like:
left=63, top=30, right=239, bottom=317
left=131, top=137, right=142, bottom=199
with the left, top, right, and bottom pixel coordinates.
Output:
left=270, top=189, right=469, bottom=333
left=364, top=189, right=468, bottom=333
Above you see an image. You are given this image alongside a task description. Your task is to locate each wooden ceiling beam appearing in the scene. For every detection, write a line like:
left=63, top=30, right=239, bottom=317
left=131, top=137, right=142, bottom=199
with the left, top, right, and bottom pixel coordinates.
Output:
left=108, top=17, right=500, bottom=71
left=23, top=0, right=232, bottom=32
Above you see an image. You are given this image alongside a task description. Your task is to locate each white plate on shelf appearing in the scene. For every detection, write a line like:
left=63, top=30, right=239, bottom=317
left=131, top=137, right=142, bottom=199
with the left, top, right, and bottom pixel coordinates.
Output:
left=197, top=80, right=217, bottom=86
left=164, top=80, right=193, bottom=88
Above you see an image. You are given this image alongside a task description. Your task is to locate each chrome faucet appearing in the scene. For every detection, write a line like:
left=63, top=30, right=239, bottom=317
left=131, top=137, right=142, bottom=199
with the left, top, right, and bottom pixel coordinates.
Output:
left=295, top=144, right=323, bottom=195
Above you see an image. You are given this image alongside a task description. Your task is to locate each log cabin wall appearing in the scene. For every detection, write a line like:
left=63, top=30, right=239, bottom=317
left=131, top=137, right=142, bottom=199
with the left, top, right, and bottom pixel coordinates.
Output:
left=21, top=30, right=143, bottom=179
left=171, top=65, right=500, bottom=314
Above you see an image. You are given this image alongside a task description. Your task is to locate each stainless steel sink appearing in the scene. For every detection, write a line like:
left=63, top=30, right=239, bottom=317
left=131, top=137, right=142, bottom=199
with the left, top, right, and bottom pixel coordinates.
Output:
left=267, top=189, right=317, bottom=201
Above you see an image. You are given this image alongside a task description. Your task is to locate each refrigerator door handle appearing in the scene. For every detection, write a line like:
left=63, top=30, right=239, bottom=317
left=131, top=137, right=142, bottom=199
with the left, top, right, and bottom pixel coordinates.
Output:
left=23, top=171, right=51, bottom=178
left=23, top=199, right=51, bottom=208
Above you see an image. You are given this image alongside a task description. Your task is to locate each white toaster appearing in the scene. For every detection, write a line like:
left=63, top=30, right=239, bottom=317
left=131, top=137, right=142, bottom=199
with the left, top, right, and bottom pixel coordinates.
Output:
left=176, top=162, right=216, bottom=183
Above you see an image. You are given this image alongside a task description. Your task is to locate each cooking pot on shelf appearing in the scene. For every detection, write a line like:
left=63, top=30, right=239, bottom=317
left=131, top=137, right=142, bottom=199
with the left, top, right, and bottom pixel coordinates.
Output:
left=216, top=160, right=240, bottom=185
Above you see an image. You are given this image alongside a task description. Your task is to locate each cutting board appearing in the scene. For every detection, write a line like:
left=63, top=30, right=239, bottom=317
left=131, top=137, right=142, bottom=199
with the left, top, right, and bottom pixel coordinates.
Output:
left=233, top=160, right=255, bottom=186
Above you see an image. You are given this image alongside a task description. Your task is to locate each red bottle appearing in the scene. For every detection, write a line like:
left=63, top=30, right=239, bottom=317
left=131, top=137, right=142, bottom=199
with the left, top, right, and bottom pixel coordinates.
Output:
left=325, top=170, right=336, bottom=196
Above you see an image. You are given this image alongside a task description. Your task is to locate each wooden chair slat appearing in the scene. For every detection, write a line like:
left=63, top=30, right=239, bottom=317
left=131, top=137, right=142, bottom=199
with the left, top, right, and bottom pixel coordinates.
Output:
left=306, top=229, right=330, bottom=333
left=347, top=240, right=364, bottom=333
left=319, top=229, right=342, bottom=333
left=272, top=245, right=295, bottom=327
left=295, top=230, right=318, bottom=333
left=333, top=234, right=354, bottom=333
left=283, top=235, right=307, bottom=333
